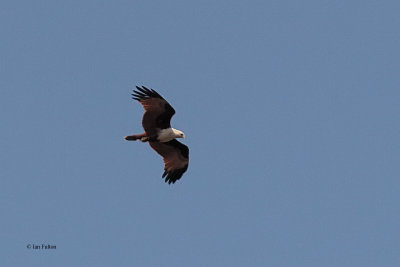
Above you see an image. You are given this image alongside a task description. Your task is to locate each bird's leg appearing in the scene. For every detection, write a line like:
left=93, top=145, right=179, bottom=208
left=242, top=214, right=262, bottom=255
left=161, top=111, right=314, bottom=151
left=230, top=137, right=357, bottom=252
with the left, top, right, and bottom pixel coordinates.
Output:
left=140, top=136, right=158, bottom=142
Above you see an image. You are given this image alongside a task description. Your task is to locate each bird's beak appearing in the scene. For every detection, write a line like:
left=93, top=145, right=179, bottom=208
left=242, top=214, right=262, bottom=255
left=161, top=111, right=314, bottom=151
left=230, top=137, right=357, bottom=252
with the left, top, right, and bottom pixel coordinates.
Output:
left=183, top=134, right=186, bottom=139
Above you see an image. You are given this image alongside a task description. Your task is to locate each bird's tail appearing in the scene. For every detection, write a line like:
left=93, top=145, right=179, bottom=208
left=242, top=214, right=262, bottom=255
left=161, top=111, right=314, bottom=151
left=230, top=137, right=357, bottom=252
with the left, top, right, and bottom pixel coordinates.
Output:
left=124, top=133, right=146, bottom=141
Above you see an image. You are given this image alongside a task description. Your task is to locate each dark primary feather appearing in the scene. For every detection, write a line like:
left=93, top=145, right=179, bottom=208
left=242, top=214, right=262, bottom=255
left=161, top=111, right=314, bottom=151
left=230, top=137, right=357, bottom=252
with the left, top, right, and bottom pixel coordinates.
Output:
left=132, top=86, right=163, bottom=101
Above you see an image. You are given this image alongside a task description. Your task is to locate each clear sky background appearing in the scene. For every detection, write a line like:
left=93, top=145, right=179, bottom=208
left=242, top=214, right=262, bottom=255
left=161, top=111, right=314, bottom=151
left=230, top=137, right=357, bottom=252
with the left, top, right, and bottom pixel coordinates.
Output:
left=1, top=0, right=400, bottom=266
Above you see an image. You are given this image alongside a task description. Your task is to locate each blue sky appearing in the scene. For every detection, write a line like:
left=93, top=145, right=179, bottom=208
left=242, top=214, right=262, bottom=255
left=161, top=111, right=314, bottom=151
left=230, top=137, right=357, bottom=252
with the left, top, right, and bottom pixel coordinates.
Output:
left=1, top=0, right=400, bottom=266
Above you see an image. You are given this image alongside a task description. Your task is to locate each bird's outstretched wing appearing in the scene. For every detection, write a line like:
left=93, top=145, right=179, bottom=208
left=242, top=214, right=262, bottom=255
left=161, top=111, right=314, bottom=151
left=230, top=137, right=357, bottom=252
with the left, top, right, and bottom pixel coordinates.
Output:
left=132, top=86, right=175, bottom=136
left=149, top=139, right=189, bottom=184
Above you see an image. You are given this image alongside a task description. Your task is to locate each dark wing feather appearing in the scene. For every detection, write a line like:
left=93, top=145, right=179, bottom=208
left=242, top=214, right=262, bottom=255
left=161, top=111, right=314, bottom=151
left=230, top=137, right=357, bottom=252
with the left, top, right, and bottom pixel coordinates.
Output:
left=132, top=86, right=175, bottom=136
left=149, top=139, right=189, bottom=184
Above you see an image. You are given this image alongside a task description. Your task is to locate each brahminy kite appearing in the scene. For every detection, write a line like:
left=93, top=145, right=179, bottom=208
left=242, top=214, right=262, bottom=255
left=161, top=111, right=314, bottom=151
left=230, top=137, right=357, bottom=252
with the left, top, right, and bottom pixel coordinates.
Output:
left=124, top=86, right=189, bottom=184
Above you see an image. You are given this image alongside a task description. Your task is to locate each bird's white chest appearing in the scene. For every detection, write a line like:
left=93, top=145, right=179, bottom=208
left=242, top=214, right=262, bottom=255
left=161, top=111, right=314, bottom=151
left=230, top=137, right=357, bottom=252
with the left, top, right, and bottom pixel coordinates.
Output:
left=157, top=128, right=176, bottom=142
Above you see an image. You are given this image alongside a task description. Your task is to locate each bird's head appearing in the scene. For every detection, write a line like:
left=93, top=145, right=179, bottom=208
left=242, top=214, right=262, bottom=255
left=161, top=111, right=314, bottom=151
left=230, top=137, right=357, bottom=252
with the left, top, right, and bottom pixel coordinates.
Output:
left=172, top=128, right=186, bottom=139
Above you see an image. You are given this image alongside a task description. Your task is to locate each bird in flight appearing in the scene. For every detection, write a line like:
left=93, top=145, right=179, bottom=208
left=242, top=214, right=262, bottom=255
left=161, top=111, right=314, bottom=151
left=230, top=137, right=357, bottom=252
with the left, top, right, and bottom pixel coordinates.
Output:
left=124, top=86, right=189, bottom=184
